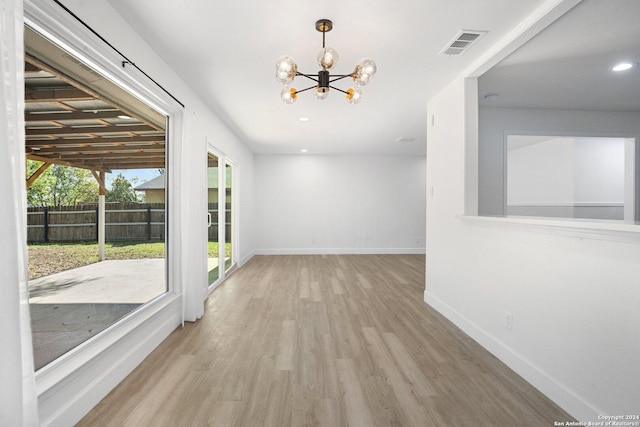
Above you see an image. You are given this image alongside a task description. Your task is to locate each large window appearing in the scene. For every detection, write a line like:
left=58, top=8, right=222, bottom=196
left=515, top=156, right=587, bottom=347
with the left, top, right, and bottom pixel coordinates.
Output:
left=25, top=25, right=168, bottom=370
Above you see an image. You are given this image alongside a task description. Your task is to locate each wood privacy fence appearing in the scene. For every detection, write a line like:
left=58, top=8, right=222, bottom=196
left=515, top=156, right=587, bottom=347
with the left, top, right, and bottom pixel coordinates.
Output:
left=27, top=203, right=165, bottom=243
left=27, top=203, right=231, bottom=243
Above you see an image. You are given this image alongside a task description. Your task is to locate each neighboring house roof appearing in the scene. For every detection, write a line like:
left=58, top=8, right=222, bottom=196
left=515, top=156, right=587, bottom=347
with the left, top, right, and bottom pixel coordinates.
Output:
left=134, top=174, right=165, bottom=191
left=135, top=168, right=230, bottom=192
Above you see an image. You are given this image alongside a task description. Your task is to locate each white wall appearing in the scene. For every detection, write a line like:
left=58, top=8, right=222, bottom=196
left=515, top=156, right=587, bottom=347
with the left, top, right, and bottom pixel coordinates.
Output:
left=479, top=107, right=640, bottom=215
left=508, top=137, right=576, bottom=204
left=507, top=136, right=626, bottom=219
left=573, top=138, right=626, bottom=203
left=426, top=77, right=640, bottom=421
left=254, top=154, right=426, bottom=254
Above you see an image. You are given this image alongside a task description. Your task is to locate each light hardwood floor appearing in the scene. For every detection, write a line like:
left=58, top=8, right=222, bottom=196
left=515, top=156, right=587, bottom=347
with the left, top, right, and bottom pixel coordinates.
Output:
left=79, top=255, right=572, bottom=426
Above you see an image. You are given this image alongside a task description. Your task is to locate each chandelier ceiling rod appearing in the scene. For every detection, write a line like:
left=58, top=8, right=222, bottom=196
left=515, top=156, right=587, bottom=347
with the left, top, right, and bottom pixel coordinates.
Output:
left=275, top=18, right=377, bottom=104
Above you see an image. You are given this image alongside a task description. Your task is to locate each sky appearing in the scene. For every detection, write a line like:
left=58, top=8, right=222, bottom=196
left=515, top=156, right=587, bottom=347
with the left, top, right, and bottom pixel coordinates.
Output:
left=105, top=168, right=162, bottom=190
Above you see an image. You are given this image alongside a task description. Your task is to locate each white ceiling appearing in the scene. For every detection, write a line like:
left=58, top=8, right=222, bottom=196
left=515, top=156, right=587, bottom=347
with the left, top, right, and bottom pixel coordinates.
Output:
left=479, top=0, right=640, bottom=111
left=105, top=0, right=557, bottom=155
left=93, top=1, right=640, bottom=154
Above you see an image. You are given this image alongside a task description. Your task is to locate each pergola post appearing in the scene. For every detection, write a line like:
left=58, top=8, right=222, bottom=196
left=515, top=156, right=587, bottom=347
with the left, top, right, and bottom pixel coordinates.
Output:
left=92, top=170, right=107, bottom=261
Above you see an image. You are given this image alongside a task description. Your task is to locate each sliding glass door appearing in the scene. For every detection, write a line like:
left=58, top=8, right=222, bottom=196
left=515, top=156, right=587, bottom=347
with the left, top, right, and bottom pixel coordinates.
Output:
left=207, top=153, right=220, bottom=286
left=207, top=150, right=236, bottom=290
left=224, top=162, right=233, bottom=272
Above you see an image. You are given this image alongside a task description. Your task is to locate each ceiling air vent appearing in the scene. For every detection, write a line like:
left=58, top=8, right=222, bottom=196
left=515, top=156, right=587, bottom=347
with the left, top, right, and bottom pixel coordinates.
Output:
left=439, top=30, right=487, bottom=56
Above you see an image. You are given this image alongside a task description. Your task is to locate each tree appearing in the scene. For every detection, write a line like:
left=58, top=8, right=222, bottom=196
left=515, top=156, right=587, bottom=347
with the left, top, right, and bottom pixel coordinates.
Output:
left=27, top=161, right=98, bottom=207
left=106, top=172, right=143, bottom=202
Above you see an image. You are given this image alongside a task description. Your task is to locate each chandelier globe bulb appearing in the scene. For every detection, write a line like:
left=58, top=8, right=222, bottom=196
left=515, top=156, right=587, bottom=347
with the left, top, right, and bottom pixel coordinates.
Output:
left=317, top=47, right=339, bottom=70
left=276, top=55, right=298, bottom=85
left=353, top=58, right=377, bottom=86
left=313, top=87, right=329, bottom=100
left=280, top=86, right=298, bottom=104
left=345, top=87, right=363, bottom=104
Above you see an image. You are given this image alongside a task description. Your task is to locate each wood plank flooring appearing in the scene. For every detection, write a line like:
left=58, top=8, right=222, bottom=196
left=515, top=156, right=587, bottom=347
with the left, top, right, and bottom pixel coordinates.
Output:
left=79, top=255, right=572, bottom=426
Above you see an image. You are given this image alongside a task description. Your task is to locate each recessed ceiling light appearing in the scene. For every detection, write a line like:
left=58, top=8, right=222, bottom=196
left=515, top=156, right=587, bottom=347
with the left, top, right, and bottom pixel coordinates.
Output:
left=395, top=137, right=417, bottom=143
left=300, top=149, right=308, bottom=153
left=118, top=115, right=132, bottom=120
left=612, top=62, right=633, bottom=72
left=298, top=117, right=309, bottom=122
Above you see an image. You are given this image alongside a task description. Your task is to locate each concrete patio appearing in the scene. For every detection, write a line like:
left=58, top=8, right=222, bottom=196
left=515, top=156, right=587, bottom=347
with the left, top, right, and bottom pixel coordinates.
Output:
left=29, top=259, right=166, bottom=369
left=29, top=259, right=167, bottom=304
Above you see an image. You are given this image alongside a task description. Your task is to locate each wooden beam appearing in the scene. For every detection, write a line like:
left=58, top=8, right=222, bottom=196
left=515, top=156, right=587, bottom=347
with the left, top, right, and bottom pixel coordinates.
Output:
left=32, top=144, right=165, bottom=154
left=25, top=87, right=94, bottom=102
left=26, top=153, right=110, bottom=173
left=29, top=152, right=163, bottom=173
left=26, top=135, right=165, bottom=146
left=25, top=110, right=129, bottom=122
left=89, top=157, right=165, bottom=165
left=50, top=101, right=77, bottom=112
left=26, top=161, right=51, bottom=188
left=91, top=170, right=107, bottom=195
left=26, top=124, right=157, bottom=136
left=71, top=157, right=165, bottom=167
left=59, top=152, right=165, bottom=160
left=100, top=163, right=165, bottom=170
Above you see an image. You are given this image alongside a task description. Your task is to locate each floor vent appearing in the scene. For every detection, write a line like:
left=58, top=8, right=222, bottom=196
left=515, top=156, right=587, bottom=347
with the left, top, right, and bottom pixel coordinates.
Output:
left=439, top=30, right=487, bottom=56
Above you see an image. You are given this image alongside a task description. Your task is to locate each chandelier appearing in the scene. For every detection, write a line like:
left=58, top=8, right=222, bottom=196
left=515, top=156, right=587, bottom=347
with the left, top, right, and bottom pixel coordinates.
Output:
left=275, top=19, right=377, bottom=104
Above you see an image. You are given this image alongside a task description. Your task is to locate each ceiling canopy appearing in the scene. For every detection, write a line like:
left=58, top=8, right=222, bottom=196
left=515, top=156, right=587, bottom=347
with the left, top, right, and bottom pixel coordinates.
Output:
left=24, top=26, right=166, bottom=174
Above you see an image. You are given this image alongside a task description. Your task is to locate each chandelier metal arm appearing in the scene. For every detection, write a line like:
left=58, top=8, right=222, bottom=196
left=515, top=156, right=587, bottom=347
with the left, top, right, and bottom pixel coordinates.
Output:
left=329, top=85, right=349, bottom=95
left=328, top=74, right=355, bottom=84
left=294, top=85, right=317, bottom=94
left=296, top=72, right=319, bottom=83
left=295, top=72, right=354, bottom=85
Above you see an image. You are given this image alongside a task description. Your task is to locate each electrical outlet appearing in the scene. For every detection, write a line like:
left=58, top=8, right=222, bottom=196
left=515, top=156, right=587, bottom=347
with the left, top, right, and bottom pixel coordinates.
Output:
left=505, top=312, right=514, bottom=330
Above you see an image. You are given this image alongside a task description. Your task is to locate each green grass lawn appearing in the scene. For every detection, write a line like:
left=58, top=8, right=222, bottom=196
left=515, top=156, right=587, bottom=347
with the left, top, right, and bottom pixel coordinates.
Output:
left=28, top=241, right=231, bottom=280
left=30, top=241, right=165, bottom=261
left=208, top=241, right=232, bottom=258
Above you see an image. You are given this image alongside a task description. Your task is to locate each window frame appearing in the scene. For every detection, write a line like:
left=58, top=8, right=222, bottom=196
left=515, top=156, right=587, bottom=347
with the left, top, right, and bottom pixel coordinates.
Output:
left=24, top=0, right=185, bottom=418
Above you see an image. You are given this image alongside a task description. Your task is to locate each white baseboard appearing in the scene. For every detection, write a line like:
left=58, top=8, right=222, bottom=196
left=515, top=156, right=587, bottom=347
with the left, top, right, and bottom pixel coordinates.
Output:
left=238, top=250, right=255, bottom=267
left=254, top=247, right=426, bottom=255
left=424, top=290, right=602, bottom=422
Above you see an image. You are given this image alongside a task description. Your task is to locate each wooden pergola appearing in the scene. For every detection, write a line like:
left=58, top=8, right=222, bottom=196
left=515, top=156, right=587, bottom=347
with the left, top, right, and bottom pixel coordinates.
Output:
left=25, top=26, right=167, bottom=260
